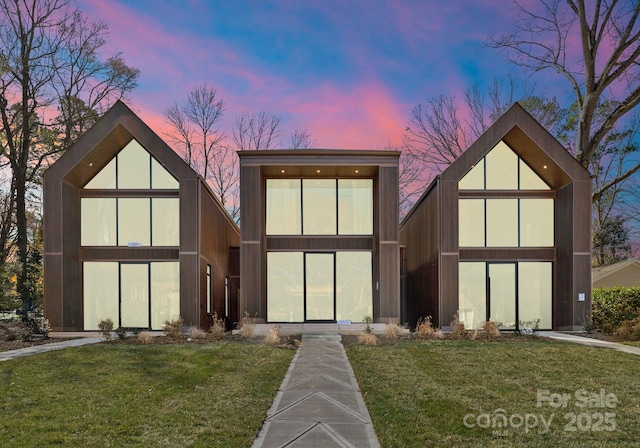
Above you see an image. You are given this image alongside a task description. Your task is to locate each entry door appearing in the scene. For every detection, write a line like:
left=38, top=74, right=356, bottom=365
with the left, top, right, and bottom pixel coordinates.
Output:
left=488, top=263, right=516, bottom=330
left=120, top=264, right=150, bottom=328
left=305, top=253, right=335, bottom=321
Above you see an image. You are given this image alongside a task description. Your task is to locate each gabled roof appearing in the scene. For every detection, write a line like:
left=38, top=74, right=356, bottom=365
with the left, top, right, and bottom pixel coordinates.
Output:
left=441, top=102, right=591, bottom=189
left=44, top=100, right=196, bottom=188
left=592, top=258, right=640, bottom=283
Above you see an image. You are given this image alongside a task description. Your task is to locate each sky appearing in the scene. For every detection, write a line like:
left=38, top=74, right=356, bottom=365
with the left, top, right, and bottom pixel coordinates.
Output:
left=80, top=0, right=564, bottom=150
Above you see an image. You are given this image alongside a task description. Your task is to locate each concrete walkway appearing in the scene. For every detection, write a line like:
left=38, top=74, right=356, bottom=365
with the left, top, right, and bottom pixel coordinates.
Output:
left=252, top=334, right=379, bottom=448
left=540, top=331, right=640, bottom=355
left=0, top=337, right=102, bottom=362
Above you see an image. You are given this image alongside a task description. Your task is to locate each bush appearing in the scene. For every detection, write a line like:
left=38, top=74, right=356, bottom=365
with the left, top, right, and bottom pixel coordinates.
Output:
left=210, top=312, right=226, bottom=341
left=416, top=316, right=435, bottom=340
left=592, top=287, right=640, bottom=334
left=358, top=332, right=377, bottom=346
left=482, top=321, right=501, bottom=341
left=138, top=332, right=153, bottom=344
left=163, top=316, right=184, bottom=338
left=385, top=321, right=405, bottom=341
left=264, top=326, right=280, bottom=345
left=188, top=326, right=208, bottom=340
left=449, top=312, right=466, bottom=340
left=97, top=318, right=114, bottom=341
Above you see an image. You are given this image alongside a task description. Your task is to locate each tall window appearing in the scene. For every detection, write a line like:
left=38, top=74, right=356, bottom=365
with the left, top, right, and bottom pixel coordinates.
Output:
left=458, top=141, right=553, bottom=248
left=81, top=198, right=179, bottom=246
left=206, top=265, right=212, bottom=314
left=266, top=178, right=373, bottom=235
left=84, top=139, right=178, bottom=190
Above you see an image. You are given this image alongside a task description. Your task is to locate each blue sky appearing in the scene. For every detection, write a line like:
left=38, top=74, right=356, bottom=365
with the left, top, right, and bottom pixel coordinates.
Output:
left=82, top=0, right=563, bottom=148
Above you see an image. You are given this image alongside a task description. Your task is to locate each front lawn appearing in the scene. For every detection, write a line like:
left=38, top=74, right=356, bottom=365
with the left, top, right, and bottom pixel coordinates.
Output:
left=347, top=339, right=640, bottom=448
left=1, top=342, right=293, bottom=447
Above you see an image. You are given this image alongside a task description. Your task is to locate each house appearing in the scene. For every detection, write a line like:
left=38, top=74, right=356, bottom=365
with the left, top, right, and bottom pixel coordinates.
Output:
left=237, top=149, right=401, bottom=324
left=593, top=259, right=640, bottom=288
left=43, top=101, right=240, bottom=332
left=399, top=103, right=592, bottom=331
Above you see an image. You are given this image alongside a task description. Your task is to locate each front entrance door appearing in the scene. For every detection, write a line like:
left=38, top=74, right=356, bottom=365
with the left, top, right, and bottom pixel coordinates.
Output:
left=120, top=263, right=150, bottom=328
left=305, top=253, right=335, bottom=321
left=488, top=263, right=516, bottom=330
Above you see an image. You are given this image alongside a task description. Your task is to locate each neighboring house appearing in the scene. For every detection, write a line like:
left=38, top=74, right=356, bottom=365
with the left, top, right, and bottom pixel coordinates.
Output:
left=400, top=103, right=592, bottom=331
left=593, top=259, right=640, bottom=288
left=43, top=101, right=240, bottom=332
left=237, top=150, right=401, bottom=324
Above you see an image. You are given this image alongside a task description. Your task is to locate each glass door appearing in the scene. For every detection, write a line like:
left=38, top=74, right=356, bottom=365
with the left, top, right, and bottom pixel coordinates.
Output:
left=120, top=263, right=150, bottom=328
left=305, top=253, right=335, bottom=321
left=488, top=263, right=516, bottom=330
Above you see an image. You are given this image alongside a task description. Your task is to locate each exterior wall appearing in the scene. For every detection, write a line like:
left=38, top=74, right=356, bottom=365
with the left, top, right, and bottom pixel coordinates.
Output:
left=238, top=150, right=401, bottom=324
left=399, top=181, right=440, bottom=328
left=198, top=180, right=240, bottom=329
left=44, top=101, right=239, bottom=331
left=400, top=103, right=592, bottom=331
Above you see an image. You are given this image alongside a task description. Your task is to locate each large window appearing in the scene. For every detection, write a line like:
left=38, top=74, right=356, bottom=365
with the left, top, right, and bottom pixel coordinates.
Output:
left=266, top=178, right=373, bottom=235
left=83, top=261, right=180, bottom=330
left=458, top=141, right=550, bottom=191
left=458, top=198, right=553, bottom=247
left=458, top=262, right=552, bottom=330
left=266, top=251, right=372, bottom=323
left=84, top=139, right=178, bottom=190
left=81, top=197, right=179, bottom=246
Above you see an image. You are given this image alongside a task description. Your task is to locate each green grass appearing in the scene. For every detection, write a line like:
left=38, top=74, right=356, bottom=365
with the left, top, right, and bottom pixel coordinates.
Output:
left=622, top=340, right=640, bottom=347
left=0, top=342, right=293, bottom=447
left=347, top=339, right=640, bottom=448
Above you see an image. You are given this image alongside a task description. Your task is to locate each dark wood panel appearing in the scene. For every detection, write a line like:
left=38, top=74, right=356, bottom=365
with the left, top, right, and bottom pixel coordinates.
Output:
left=379, top=243, right=400, bottom=322
left=81, top=247, right=180, bottom=260
left=379, top=166, right=399, bottom=242
left=43, top=179, right=62, bottom=254
left=180, top=253, right=199, bottom=327
left=239, top=243, right=263, bottom=321
left=43, top=254, right=63, bottom=331
left=439, top=254, right=459, bottom=328
left=266, top=237, right=373, bottom=251
left=80, top=189, right=179, bottom=198
left=459, top=248, right=555, bottom=261
left=181, top=178, right=199, bottom=252
left=240, top=165, right=261, bottom=241
left=459, top=190, right=556, bottom=198
left=440, top=181, right=457, bottom=253
left=261, top=165, right=378, bottom=177
left=572, top=180, right=592, bottom=253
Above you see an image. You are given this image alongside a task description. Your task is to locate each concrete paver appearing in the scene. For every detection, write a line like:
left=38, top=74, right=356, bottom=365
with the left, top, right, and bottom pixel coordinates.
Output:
left=0, top=337, right=102, bottom=362
left=252, top=334, right=379, bottom=448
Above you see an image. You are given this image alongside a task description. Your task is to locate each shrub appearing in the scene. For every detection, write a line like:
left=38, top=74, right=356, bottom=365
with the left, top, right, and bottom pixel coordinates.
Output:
left=138, top=332, right=153, bottom=344
left=239, top=323, right=254, bottom=338
left=115, top=327, right=128, bottom=340
left=449, top=312, right=466, bottom=340
left=434, top=329, right=444, bottom=340
left=163, top=316, right=184, bottom=338
left=210, top=312, right=226, bottom=341
left=469, top=329, right=479, bottom=341
left=264, top=326, right=280, bottom=345
left=482, top=321, right=501, bottom=341
left=592, top=287, right=640, bottom=334
left=385, top=320, right=405, bottom=341
left=358, top=332, right=377, bottom=346
left=188, top=326, right=208, bottom=340
left=97, top=318, right=114, bottom=341
left=416, top=316, right=435, bottom=340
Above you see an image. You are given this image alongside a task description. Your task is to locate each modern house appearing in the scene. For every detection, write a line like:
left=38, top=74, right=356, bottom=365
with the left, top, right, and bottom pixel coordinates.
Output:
left=400, top=103, right=592, bottom=331
left=593, top=259, right=640, bottom=288
left=44, top=101, right=591, bottom=332
left=237, top=150, right=401, bottom=324
left=43, top=101, right=240, bottom=332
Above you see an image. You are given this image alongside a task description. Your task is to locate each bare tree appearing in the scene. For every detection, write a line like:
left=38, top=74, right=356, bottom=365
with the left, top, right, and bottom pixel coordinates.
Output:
left=289, top=128, right=315, bottom=149
left=489, top=0, right=640, bottom=199
left=209, top=144, right=239, bottom=220
left=164, top=85, right=225, bottom=181
left=232, top=110, right=281, bottom=151
left=0, top=0, right=138, bottom=315
left=404, top=77, right=538, bottom=179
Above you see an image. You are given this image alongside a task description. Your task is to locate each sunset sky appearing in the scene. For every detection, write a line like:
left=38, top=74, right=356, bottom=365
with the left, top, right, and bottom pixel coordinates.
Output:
left=82, top=0, right=565, bottom=149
